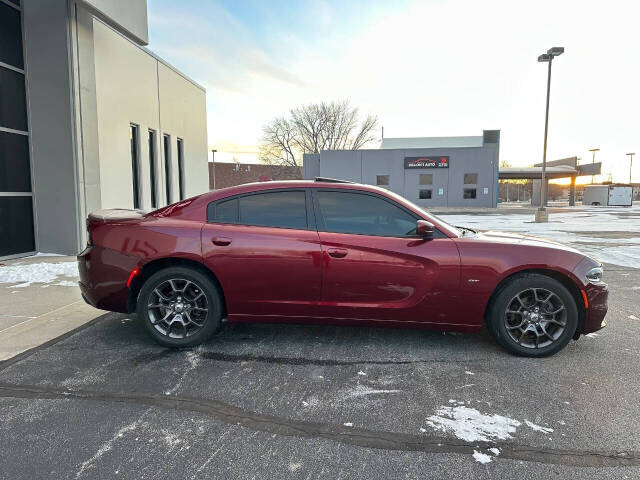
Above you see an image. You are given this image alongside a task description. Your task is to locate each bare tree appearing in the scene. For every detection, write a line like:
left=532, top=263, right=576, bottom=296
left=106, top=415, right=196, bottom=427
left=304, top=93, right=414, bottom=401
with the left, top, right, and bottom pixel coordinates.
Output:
left=260, top=101, right=378, bottom=166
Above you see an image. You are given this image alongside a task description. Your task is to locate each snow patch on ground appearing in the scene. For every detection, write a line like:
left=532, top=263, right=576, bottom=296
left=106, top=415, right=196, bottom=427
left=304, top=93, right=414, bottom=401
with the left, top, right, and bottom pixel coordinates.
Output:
left=586, top=332, right=600, bottom=338
left=629, top=315, right=639, bottom=321
left=343, top=384, right=401, bottom=398
left=343, top=422, right=353, bottom=427
left=472, top=450, right=492, bottom=464
left=0, top=261, right=78, bottom=288
left=525, top=420, right=554, bottom=433
left=425, top=405, right=521, bottom=442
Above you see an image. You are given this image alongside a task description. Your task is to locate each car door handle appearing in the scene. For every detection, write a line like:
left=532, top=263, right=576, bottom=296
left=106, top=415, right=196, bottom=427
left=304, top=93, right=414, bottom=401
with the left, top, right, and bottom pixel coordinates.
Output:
left=327, top=248, right=348, bottom=258
left=211, top=237, right=232, bottom=246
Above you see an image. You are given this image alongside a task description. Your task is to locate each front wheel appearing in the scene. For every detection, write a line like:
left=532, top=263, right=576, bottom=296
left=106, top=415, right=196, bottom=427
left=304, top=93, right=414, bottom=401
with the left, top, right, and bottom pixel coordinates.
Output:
left=136, top=266, right=222, bottom=348
left=487, top=274, right=578, bottom=357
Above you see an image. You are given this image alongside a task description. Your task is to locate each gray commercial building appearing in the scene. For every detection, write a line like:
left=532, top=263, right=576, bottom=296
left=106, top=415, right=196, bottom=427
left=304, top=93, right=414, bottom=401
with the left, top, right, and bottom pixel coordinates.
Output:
left=0, top=0, right=209, bottom=259
left=303, top=130, right=500, bottom=208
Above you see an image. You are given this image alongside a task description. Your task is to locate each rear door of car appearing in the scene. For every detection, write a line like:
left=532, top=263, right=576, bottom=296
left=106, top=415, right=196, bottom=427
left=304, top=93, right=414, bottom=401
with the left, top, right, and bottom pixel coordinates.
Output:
left=201, top=189, right=323, bottom=319
left=311, top=188, right=460, bottom=325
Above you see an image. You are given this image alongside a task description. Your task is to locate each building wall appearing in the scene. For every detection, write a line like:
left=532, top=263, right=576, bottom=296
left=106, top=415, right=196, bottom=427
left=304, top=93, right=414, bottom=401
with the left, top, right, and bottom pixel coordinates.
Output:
left=92, top=15, right=208, bottom=211
left=80, top=0, right=148, bottom=44
left=305, top=146, right=499, bottom=208
left=209, top=162, right=302, bottom=190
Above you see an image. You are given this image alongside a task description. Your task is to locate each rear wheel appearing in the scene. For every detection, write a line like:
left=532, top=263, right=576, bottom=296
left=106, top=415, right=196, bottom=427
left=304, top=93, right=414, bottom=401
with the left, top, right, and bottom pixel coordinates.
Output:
left=136, top=266, right=222, bottom=347
left=487, top=274, right=578, bottom=357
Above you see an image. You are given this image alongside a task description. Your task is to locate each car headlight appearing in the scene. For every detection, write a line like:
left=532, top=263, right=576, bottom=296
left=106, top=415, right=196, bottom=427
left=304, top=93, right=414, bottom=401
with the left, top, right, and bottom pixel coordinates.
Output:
left=586, top=266, right=604, bottom=284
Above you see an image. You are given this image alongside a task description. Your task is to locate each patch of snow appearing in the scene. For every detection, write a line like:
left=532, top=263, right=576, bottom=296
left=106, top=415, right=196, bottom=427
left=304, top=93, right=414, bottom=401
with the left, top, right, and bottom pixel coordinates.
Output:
left=525, top=420, right=554, bottom=434
left=420, top=427, right=427, bottom=433
left=425, top=406, right=521, bottom=442
left=288, top=462, right=302, bottom=473
left=455, top=383, right=475, bottom=389
left=343, top=422, right=353, bottom=427
left=465, top=371, right=475, bottom=375
left=343, top=384, right=401, bottom=398
left=0, top=261, right=78, bottom=288
left=357, top=370, right=367, bottom=376
left=472, top=450, right=492, bottom=464
left=489, top=447, right=500, bottom=456
left=586, top=332, right=600, bottom=338
left=629, top=315, right=639, bottom=321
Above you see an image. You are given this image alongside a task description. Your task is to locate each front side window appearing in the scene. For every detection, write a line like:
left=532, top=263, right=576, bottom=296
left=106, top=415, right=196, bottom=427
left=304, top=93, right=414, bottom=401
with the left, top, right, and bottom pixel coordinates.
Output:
left=464, top=173, right=478, bottom=184
left=208, top=191, right=307, bottom=229
left=316, top=191, right=417, bottom=237
left=464, top=188, right=477, bottom=199
left=419, top=189, right=432, bottom=199
left=376, top=175, right=390, bottom=186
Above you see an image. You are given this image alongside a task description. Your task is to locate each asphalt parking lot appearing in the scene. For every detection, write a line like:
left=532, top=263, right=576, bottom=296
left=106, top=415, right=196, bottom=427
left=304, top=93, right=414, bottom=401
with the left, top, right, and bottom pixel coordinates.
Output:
left=0, top=262, right=639, bottom=479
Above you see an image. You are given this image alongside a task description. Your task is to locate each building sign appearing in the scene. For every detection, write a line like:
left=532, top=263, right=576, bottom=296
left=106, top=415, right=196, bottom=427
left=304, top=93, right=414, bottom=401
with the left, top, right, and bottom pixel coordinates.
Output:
left=404, top=156, right=449, bottom=169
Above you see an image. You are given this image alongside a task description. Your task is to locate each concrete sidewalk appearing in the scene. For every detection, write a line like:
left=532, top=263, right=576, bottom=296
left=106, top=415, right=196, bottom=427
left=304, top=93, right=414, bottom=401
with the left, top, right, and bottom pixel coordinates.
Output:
left=0, top=255, right=104, bottom=361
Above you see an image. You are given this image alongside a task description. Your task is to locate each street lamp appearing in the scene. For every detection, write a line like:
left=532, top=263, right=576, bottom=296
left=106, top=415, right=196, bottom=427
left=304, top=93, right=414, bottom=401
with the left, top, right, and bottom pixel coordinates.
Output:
left=589, top=148, right=600, bottom=184
left=627, top=153, right=635, bottom=184
left=535, top=46, right=564, bottom=222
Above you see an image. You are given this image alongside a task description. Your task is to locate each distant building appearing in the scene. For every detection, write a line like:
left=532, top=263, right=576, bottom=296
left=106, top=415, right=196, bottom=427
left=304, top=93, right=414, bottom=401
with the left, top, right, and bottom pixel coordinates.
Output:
left=0, top=0, right=208, bottom=259
left=209, top=162, right=302, bottom=190
left=303, top=130, right=500, bottom=207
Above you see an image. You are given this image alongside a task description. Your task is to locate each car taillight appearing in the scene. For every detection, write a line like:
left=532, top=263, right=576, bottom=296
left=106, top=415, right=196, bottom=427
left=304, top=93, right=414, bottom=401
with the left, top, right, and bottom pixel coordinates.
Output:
left=86, top=219, right=93, bottom=246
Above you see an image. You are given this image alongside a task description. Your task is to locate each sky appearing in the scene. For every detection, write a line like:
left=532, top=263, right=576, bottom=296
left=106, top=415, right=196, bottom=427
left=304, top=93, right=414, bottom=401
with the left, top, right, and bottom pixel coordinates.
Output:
left=147, top=0, right=640, bottom=183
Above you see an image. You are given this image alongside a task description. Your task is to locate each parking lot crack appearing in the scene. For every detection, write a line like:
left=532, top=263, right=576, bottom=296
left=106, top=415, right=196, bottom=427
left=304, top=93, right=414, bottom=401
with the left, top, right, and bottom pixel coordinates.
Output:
left=0, top=382, right=637, bottom=468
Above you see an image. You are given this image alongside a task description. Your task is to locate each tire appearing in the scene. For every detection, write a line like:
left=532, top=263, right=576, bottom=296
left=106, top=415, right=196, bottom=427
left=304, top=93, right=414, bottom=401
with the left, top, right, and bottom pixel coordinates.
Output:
left=136, top=266, right=222, bottom=348
left=487, top=273, right=578, bottom=357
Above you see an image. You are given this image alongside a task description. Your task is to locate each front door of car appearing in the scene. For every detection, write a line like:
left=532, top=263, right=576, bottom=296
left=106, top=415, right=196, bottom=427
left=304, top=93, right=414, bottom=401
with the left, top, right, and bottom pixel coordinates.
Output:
left=201, top=189, right=323, bottom=319
left=312, top=189, right=460, bottom=325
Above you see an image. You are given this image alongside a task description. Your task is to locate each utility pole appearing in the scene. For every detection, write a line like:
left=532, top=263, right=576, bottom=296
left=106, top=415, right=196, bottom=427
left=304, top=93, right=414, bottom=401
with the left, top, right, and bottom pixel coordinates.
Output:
left=589, top=148, right=599, bottom=184
left=211, top=149, right=217, bottom=190
left=535, top=47, right=564, bottom=222
left=628, top=153, right=635, bottom=184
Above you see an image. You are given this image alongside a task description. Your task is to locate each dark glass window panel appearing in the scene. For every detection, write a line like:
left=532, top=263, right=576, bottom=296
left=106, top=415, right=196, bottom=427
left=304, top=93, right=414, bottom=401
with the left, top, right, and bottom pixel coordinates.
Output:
left=464, top=173, right=478, bottom=184
left=317, top=191, right=416, bottom=237
left=419, top=174, right=432, bottom=185
left=148, top=130, right=157, bottom=208
left=0, top=196, right=35, bottom=256
left=177, top=138, right=185, bottom=200
left=464, top=188, right=477, bottom=199
left=0, top=3, right=23, bottom=69
left=6, top=0, right=21, bottom=7
left=130, top=125, right=140, bottom=209
left=419, top=189, right=432, bottom=199
left=164, top=135, right=171, bottom=204
left=376, top=175, right=389, bottom=186
left=239, top=191, right=306, bottom=229
left=209, top=198, right=238, bottom=223
left=0, top=67, right=28, bottom=131
left=0, top=131, right=31, bottom=192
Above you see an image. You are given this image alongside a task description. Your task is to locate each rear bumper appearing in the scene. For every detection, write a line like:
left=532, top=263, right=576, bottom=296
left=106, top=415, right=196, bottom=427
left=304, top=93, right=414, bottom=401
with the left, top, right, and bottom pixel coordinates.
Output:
left=77, top=245, right=139, bottom=313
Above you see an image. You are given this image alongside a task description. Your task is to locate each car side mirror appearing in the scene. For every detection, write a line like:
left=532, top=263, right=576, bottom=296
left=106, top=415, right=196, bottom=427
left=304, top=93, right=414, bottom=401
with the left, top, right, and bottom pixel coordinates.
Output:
left=416, top=220, right=435, bottom=239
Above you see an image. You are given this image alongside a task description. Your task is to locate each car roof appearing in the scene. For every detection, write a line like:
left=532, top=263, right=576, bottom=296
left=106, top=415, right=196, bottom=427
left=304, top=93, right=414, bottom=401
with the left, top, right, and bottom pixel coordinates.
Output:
left=207, top=180, right=388, bottom=198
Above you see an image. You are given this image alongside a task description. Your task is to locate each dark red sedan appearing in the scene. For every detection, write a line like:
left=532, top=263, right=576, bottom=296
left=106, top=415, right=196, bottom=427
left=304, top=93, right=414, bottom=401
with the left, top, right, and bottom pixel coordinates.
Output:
left=78, top=179, right=608, bottom=357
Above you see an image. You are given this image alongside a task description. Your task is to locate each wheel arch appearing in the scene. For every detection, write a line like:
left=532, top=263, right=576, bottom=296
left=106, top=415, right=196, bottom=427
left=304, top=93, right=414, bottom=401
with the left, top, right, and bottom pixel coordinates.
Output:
left=127, top=257, right=227, bottom=317
left=483, top=268, right=586, bottom=338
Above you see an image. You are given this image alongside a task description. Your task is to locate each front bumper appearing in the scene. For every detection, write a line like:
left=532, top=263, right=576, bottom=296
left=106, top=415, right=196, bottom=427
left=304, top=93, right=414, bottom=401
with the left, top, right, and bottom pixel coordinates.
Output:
left=582, top=282, right=609, bottom=334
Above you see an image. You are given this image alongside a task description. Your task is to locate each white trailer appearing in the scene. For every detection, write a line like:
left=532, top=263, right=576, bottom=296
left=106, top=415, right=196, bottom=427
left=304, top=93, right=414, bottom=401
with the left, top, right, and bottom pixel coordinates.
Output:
left=583, top=185, right=632, bottom=206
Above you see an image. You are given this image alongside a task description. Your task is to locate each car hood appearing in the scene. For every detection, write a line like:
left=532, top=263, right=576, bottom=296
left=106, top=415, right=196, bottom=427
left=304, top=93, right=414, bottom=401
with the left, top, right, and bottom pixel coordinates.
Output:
left=469, top=230, right=584, bottom=255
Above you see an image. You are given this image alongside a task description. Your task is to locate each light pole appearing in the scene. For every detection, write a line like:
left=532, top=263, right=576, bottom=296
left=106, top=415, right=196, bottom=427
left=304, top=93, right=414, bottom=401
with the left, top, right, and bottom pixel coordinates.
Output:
left=589, top=148, right=599, bottom=184
left=535, top=47, right=564, bottom=223
left=627, top=153, right=635, bottom=184
left=211, top=149, right=217, bottom=189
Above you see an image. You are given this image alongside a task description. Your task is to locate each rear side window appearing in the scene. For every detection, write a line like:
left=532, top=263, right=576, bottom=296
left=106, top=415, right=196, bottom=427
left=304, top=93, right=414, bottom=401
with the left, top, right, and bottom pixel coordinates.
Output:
left=208, top=191, right=307, bottom=229
left=316, top=191, right=417, bottom=237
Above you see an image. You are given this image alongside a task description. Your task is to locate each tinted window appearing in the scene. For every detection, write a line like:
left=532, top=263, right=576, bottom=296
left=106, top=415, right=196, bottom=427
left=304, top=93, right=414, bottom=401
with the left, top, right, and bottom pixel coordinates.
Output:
left=464, top=173, right=478, bottom=184
left=0, top=131, right=31, bottom=192
left=464, top=188, right=477, bottom=199
left=376, top=175, right=389, bottom=186
left=130, top=124, right=140, bottom=209
left=0, top=196, right=35, bottom=257
left=316, top=191, right=417, bottom=237
left=239, top=191, right=306, bottom=229
left=214, top=198, right=238, bottom=223
left=0, top=67, right=28, bottom=131
left=419, top=189, right=432, bottom=199
left=0, top=3, right=24, bottom=69
left=419, top=174, right=432, bottom=185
